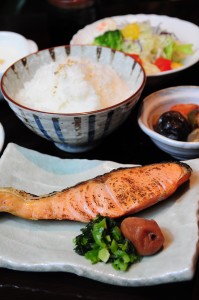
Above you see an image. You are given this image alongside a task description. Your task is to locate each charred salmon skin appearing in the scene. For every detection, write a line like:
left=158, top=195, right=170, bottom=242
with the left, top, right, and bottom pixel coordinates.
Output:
left=0, top=162, right=191, bottom=222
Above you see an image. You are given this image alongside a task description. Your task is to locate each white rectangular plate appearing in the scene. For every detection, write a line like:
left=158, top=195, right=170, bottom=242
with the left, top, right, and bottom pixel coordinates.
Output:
left=0, top=143, right=198, bottom=286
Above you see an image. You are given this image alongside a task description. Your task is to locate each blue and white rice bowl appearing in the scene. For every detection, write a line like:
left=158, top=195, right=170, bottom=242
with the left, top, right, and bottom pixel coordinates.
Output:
left=1, top=45, right=146, bottom=153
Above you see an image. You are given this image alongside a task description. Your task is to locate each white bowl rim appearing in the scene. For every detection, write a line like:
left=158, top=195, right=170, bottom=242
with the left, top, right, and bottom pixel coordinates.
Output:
left=0, top=31, right=38, bottom=77
left=70, top=13, right=199, bottom=78
left=0, top=122, right=5, bottom=153
left=0, top=30, right=27, bottom=39
left=138, top=85, right=199, bottom=149
left=1, top=44, right=146, bottom=116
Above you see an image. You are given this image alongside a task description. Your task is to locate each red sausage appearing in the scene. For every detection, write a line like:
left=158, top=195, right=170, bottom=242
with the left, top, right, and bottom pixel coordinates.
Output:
left=121, top=217, right=165, bottom=256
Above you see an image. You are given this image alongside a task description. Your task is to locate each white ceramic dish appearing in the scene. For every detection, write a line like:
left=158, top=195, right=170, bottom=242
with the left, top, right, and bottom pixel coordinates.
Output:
left=138, top=86, right=199, bottom=160
left=0, top=31, right=38, bottom=99
left=0, top=143, right=198, bottom=286
left=70, top=14, right=199, bottom=77
left=0, top=31, right=38, bottom=76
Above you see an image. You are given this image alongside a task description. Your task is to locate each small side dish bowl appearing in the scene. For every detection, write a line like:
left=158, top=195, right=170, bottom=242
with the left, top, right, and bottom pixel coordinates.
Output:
left=1, top=44, right=146, bottom=153
left=0, top=31, right=38, bottom=99
left=0, top=31, right=38, bottom=78
left=0, top=122, right=5, bottom=153
left=138, top=86, right=199, bottom=160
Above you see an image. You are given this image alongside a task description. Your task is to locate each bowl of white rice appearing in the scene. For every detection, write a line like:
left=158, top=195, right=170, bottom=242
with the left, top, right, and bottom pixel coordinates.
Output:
left=1, top=45, right=146, bottom=153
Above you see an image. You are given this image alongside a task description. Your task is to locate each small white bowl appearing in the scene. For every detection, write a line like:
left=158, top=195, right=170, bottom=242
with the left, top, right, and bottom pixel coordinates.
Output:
left=138, top=86, right=199, bottom=160
left=0, top=122, right=5, bottom=153
left=0, top=31, right=38, bottom=77
left=0, top=31, right=38, bottom=99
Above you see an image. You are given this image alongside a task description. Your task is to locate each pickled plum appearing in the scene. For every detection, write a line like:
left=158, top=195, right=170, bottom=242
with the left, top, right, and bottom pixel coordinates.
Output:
left=121, top=217, right=165, bottom=256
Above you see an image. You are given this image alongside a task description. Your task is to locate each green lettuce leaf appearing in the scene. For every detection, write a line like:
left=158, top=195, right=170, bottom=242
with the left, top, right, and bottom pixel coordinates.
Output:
left=173, top=43, right=194, bottom=54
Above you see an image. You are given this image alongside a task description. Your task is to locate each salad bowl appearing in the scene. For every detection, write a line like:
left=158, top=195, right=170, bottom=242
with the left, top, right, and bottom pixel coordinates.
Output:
left=71, top=14, right=199, bottom=78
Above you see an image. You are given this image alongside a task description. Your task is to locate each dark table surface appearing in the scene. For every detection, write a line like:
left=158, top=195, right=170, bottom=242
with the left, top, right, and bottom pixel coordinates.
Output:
left=0, top=0, right=199, bottom=299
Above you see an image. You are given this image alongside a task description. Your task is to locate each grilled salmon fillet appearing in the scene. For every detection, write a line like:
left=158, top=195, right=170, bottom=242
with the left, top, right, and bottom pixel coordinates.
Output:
left=0, top=162, right=191, bottom=222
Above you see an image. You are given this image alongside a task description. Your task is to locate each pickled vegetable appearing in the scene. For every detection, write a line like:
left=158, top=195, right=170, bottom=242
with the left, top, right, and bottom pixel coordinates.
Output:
left=187, top=108, right=199, bottom=130
left=169, top=103, right=199, bottom=118
left=73, top=215, right=141, bottom=271
left=187, top=128, right=199, bottom=142
left=121, top=217, right=165, bottom=256
left=154, top=111, right=190, bottom=141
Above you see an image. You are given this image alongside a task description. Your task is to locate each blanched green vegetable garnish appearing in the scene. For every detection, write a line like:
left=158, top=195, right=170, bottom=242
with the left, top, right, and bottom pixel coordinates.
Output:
left=73, top=215, right=141, bottom=271
left=94, top=30, right=123, bottom=50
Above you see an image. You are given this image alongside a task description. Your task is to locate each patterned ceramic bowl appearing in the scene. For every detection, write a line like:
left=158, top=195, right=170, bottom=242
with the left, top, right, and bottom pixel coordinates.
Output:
left=1, top=45, right=146, bottom=153
left=138, top=86, right=199, bottom=160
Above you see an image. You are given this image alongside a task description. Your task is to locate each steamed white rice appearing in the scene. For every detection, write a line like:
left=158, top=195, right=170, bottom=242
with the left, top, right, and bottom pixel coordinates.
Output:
left=15, top=57, right=132, bottom=113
